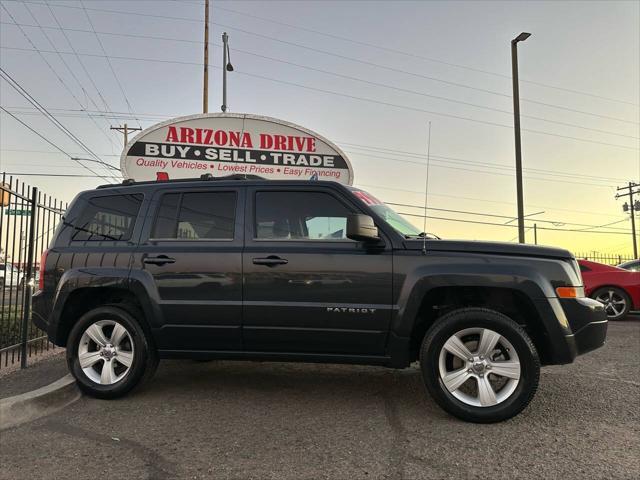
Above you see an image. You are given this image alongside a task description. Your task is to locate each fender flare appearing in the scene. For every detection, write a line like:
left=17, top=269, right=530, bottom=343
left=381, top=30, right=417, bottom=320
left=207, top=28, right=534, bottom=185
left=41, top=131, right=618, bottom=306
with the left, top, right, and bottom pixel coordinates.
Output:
left=393, top=263, right=557, bottom=338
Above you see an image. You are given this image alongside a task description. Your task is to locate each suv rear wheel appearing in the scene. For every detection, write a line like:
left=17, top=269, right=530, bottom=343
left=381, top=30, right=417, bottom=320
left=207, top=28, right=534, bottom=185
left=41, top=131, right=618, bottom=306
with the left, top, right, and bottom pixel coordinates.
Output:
left=66, top=306, right=158, bottom=399
left=420, top=308, right=540, bottom=423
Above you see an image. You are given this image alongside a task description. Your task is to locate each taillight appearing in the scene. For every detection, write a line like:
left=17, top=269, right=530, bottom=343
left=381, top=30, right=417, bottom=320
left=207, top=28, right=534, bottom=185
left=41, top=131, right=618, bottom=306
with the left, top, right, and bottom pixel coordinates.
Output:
left=39, top=249, right=49, bottom=291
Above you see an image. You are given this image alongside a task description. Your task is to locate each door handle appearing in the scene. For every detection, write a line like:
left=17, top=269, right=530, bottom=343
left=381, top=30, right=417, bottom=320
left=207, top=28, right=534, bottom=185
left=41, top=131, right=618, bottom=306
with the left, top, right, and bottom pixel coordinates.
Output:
left=252, top=256, right=288, bottom=267
left=143, top=255, right=176, bottom=266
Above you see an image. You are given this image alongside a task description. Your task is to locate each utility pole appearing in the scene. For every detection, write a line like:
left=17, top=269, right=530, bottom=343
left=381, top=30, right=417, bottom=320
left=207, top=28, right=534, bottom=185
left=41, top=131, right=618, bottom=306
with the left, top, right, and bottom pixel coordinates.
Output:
left=511, top=32, right=531, bottom=244
left=203, top=0, right=209, bottom=113
left=616, top=182, right=639, bottom=258
left=533, top=223, right=537, bottom=245
left=221, top=32, right=233, bottom=112
left=111, top=124, right=142, bottom=149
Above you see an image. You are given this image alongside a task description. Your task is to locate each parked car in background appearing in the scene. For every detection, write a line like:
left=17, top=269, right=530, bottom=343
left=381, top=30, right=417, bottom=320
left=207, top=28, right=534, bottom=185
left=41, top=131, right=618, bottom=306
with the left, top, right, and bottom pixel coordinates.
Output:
left=0, top=263, right=20, bottom=288
left=617, top=259, right=640, bottom=272
left=578, top=259, right=640, bottom=320
left=18, top=268, right=40, bottom=289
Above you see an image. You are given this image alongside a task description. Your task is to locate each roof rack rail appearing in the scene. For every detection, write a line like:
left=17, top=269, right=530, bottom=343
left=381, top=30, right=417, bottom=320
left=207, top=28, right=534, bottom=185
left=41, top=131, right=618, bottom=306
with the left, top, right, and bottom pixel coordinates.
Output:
left=97, top=174, right=266, bottom=189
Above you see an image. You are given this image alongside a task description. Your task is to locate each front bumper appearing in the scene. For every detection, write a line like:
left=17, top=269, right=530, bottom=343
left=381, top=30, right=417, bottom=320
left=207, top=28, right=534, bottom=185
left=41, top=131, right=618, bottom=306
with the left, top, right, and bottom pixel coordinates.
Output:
left=560, top=297, right=608, bottom=358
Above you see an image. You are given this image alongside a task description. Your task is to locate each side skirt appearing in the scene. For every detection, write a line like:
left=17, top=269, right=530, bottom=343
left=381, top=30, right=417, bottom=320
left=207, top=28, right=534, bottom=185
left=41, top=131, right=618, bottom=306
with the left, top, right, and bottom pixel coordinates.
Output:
left=158, top=349, right=399, bottom=367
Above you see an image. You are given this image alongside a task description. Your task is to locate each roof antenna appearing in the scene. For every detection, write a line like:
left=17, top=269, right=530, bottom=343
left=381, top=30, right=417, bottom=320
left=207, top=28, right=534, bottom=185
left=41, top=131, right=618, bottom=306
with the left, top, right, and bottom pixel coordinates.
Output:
left=422, top=121, right=432, bottom=255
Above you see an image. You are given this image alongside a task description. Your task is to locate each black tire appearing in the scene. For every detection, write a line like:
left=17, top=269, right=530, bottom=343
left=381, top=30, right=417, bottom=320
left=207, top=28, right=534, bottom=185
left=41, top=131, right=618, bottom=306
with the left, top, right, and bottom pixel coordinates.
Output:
left=66, top=306, right=158, bottom=399
left=420, top=307, right=540, bottom=423
left=590, top=287, right=631, bottom=321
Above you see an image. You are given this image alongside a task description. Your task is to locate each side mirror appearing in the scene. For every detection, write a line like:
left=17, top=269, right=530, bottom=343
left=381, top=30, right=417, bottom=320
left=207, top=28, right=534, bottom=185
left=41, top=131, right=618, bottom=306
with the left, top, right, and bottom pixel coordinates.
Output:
left=347, top=214, right=379, bottom=242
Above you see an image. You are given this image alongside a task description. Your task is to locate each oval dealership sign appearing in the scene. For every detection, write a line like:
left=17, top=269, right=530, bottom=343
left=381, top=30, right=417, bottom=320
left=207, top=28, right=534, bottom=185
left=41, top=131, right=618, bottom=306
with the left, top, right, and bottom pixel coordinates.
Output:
left=121, top=113, right=353, bottom=185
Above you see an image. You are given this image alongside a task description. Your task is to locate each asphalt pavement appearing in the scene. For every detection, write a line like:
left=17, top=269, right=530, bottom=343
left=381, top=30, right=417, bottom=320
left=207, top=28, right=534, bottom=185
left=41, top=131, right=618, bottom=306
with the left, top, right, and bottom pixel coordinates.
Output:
left=1, top=320, right=638, bottom=480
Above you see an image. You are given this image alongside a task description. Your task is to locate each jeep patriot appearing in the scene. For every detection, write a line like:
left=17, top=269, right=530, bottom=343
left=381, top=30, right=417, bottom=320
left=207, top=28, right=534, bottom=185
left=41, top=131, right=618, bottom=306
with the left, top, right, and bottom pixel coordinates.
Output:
left=32, top=176, right=608, bottom=422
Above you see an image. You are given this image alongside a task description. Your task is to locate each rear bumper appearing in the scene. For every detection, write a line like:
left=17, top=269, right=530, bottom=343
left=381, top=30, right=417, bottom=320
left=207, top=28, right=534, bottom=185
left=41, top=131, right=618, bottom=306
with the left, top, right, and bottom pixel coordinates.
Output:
left=32, top=290, right=51, bottom=334
left=560, top=297, right=608, bottom=358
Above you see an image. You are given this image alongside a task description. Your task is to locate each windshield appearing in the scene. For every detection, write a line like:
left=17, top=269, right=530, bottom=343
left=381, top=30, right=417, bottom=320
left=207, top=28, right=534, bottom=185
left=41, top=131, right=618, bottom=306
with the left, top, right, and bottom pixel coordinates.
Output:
left=350, top=188, right=423, bottom=237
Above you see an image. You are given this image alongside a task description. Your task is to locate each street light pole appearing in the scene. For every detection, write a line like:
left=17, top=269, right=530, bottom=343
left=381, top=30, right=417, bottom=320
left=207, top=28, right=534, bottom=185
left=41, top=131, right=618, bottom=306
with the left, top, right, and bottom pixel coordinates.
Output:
left=511, top=32, right=531, bottom=244
left=202, top=0, right=209, bottom=113
left=221, top=32, right=233, bottom=112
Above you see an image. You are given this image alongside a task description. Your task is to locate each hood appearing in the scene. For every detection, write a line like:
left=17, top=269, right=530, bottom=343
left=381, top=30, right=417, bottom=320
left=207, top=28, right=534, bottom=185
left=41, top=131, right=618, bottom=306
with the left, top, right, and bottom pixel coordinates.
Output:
left=403, top=239, right=573, bottom=260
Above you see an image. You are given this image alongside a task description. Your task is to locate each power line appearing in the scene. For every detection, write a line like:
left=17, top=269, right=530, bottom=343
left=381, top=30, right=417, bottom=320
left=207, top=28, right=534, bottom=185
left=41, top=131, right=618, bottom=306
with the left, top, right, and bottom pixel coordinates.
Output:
left=226, top=46, right=638, bottom=140
left=348, top=150, right=617, bottom=188
left=78, top=0, right=141, bottom=129
left=0, top=107, right=72, bottom=157
left=341, top=142, right=629, bottom=183
left=356, top=183, right=625, bottom=218
left=0, top=107, right=119, bottom=182
left=229, top=69, right=640, bottom=151
left=14, top=2, right=121, bottom=152
left=384, top=201, right=629, bottom=232
left=395, top=211, right=632, bottom=235
left=6, top=44, right=636, bottom=150
left=0, top=67, right=118, bottom=181
left=44, top=1, right=120, bottom=138
left=3, top=172, right=120, bottom=178
left=3, top=18, right=638, bottom=129
left=214, top=4, right=640, bottom=108
left=3, top=104, right=631, bottom=185
left=18, top=2, right=640, bottom=122
left=0, top=2, right=120, bottom=154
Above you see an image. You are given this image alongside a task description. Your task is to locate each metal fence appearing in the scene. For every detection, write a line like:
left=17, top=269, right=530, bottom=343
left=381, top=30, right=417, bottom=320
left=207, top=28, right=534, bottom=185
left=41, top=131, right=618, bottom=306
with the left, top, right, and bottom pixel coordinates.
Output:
left=574, top=252, right=636, bottom=266
left=0, top=174, right=67, bottom=368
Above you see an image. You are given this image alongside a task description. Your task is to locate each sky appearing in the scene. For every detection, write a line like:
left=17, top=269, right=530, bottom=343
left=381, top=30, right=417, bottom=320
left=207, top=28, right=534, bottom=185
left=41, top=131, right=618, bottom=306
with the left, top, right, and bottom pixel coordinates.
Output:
left=1, top=0, right=639, bottom=256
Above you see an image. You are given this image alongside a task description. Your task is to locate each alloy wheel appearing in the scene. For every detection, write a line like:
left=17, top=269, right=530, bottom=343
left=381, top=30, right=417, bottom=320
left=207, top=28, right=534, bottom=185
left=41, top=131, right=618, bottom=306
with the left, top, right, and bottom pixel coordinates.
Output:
left=78, top=320, right=135, bottom=385
left=594, top=290, right=627, bottom=319
left=438, top=328, right=521, bottom=407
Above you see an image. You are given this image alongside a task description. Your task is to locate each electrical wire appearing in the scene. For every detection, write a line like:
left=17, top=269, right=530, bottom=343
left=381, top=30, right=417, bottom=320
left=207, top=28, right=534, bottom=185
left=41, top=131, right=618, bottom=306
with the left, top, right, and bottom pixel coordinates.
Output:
left=214, top=4, right=640, bottom=108
left=18, top=2, right=640, bottom=121
left=0, top=107, right=120, bottom=181
left=45, top=1, right=120, bottom=138
left=3, top=43, right=638, bottom=150
left=16, top=3, right=121, bottom=152
left=2, top=19, right=637, bottom=132
left=0, top=68, right=119, bottom=181
left=78, top=0, right=142, bottom=129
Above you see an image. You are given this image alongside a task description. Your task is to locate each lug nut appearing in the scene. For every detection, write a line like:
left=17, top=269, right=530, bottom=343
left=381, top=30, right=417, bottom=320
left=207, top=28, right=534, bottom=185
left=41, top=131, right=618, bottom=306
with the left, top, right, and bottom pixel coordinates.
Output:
left=467, top=369, right=472, bottom=373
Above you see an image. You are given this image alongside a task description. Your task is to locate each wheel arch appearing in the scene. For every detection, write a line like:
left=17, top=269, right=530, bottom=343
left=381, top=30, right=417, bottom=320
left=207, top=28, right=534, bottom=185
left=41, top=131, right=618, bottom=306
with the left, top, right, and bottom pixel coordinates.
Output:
left=54, top=286, right=153, bottom=347
left=405, top=285, right=555, bottom=364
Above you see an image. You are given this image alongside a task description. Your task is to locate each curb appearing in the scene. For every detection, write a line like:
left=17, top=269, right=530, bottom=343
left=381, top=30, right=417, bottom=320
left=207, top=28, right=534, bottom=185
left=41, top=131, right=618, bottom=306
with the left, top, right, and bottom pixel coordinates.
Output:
left=0, top=374, right=81, bottom=430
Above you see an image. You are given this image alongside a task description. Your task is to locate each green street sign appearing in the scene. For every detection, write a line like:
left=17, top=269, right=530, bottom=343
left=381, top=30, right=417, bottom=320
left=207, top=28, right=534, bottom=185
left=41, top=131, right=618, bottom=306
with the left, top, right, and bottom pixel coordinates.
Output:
left=5, top=209, right=31, bottom=216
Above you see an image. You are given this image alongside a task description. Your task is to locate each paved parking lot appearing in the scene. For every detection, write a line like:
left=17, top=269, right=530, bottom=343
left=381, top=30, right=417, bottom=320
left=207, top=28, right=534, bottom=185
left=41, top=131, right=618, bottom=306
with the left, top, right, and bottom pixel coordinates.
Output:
left=1, top=320, right=638, bottom=480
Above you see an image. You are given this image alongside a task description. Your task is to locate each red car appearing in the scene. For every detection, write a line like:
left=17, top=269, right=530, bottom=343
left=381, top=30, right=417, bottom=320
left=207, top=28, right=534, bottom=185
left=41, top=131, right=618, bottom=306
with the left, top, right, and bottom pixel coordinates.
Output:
left=578, top=259, right=640, bottom=320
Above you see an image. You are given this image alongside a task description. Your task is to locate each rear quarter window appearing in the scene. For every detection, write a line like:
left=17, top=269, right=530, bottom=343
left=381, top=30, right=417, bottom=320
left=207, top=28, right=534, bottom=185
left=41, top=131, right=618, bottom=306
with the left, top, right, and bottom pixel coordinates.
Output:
left=69, top=194, right=143, bottom=241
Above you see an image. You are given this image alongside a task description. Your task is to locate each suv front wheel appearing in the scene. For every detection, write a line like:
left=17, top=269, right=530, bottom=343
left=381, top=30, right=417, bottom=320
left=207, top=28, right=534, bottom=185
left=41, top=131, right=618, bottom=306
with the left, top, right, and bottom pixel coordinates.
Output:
left=67, top=306, right=158, bottom=399
left=420, top=308, right=540, bottom=423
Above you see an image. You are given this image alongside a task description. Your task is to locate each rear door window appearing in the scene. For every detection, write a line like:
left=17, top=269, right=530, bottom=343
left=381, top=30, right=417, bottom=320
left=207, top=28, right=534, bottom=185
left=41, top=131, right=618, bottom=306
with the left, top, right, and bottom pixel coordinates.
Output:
left=152, top=191, right=236, bottom=240
left=71, top=194, right=143, bottom=241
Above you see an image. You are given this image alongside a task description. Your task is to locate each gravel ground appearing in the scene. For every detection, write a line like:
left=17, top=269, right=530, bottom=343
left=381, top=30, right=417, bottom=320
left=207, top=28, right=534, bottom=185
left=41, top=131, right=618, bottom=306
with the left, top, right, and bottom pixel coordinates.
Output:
left=1, top=320, right=638, bottom=480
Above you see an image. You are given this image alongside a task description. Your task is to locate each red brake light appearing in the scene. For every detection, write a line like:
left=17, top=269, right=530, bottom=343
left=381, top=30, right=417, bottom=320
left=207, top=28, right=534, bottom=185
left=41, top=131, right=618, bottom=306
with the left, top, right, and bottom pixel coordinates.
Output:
left=156, top=172, right=169, bottom=181
left=39, top=249, right=48, bottom=291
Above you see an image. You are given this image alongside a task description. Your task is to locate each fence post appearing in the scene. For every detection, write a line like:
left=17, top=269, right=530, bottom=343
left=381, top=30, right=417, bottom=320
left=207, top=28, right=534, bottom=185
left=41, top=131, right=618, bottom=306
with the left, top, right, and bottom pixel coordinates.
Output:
left=20, top=187, right=38, bottom=369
